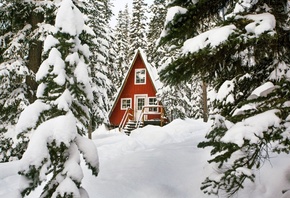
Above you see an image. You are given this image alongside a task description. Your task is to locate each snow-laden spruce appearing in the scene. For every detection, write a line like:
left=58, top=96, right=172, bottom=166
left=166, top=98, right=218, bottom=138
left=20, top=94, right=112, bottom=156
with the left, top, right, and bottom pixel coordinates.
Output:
left=159, top=0, right=290, bottom=196
left=16, top=0, right=99, bottom=196
left=129, top=0, right=148, bottom=58
left=85, top=0, right=115, bottom=130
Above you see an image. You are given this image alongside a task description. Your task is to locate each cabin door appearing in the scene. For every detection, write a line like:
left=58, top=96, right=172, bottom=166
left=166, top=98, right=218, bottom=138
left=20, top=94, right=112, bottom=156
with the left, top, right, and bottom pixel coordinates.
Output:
left=134, top=95, right=147, bottom=121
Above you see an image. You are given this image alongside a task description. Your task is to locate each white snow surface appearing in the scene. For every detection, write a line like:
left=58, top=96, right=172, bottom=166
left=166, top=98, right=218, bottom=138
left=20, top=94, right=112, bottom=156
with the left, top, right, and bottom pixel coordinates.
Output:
left=1, top=119, right=290, bottom=197
left=54, top=89, right=73, bottom=111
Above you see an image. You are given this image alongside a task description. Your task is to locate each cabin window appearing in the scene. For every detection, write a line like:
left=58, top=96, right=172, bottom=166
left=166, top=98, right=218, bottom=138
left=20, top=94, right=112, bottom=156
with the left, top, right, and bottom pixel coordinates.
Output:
left=148, top=97, right=158, bottom=112
left=121, top=98, right=132, bottom=110
left=135, top=69, right=146, bottom=84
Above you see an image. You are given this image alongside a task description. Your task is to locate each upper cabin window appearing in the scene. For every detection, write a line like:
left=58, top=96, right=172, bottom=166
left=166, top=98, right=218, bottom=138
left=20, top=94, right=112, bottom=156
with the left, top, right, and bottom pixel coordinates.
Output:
left=135, top=69, right=146, bottom=84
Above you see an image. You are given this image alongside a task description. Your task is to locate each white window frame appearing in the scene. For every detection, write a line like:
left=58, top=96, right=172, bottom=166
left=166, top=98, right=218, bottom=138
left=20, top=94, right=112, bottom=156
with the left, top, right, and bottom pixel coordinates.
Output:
left=135, top=68, right=146, bottom=85
left=148, top=97, right=158, bottom=112
left=121, top=98, right=132, bottom=110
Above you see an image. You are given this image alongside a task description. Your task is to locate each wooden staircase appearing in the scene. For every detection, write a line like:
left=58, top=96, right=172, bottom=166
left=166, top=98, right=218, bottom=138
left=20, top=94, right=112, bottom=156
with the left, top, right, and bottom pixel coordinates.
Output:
left=119, top=105, right=166, bottom=135
left=123, top=120, right=144, bottom=135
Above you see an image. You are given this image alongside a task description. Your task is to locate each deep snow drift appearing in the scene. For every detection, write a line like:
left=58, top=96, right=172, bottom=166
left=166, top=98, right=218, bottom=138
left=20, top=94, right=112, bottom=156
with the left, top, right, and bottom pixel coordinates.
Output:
left=1, top=119, right=290, bottom=197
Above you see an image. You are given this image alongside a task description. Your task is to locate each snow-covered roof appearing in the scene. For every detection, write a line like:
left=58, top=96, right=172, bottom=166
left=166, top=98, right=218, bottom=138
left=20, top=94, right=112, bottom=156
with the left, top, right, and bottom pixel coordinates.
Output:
left=137, top=48, right=162, bottom=90
left=109, top=48, right=162, bottom=117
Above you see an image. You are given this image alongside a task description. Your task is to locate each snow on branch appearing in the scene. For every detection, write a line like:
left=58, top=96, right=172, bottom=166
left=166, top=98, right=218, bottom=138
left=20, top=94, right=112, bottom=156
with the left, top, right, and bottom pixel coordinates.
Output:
left=242, top=13, right=276, bottom=36
left=221, top=109, right=281, bottom=147
left=55, top=0, right=84, bottom=36
left=182, top=25, right=236, bottom=54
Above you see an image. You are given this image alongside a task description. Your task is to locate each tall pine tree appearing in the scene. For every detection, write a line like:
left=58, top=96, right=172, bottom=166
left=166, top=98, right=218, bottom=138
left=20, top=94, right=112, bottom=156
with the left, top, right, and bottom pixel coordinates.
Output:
left=146, top=0, right=167, bottom=64
left=17, top=0, right=99, bottom=196
left=129, top=0, right=148, bottom=58
left=160, top=0, right=290, bottom=196
left=0, top=0, right=56, bottom=162
left=147, top=0, right=207, bottom=121
left=85, top=0, right=115, bottom=131
left=112, top=5, right=131, bottom=87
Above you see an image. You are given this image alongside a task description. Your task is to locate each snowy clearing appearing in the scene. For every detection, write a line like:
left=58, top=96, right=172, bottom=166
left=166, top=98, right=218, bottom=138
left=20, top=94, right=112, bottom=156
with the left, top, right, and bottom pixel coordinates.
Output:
left=1, top=119, right=290, bottom=197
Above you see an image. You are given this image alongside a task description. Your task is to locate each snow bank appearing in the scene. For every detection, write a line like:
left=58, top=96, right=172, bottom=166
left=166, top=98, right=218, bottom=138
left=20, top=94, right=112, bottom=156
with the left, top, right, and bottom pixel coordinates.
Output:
left=92, top=119, right=210, bottom=162
left=1, top=119, right=290, bottom=198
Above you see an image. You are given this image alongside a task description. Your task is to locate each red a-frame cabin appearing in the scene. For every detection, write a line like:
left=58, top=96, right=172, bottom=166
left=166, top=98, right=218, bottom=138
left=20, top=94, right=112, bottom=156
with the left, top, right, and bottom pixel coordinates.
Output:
left=109, top=49, right=165, bottom=130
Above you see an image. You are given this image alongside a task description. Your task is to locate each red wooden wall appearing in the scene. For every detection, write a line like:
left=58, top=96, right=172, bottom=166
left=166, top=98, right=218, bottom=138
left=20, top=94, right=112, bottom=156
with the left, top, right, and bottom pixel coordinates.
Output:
left=109, top=53, right=158, bottom=126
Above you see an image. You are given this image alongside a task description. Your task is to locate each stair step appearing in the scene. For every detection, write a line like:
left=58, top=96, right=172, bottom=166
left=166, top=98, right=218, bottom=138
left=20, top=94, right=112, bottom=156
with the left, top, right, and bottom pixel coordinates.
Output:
left=123, top=121, right=144, bottom=135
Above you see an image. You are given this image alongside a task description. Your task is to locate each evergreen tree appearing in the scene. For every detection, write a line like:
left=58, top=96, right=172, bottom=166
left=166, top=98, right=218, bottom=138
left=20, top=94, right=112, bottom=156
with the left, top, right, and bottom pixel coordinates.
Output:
left=160, top=0, right=290, bottom=196
left=158, top=80, right=203, bottom=120
left=147, top=0, right=207, bottom=121
left=85, top=0, right=115, bottom=131
left=146, top=0, right=167, bottom=64
left=129, top=0, right=148, bottom=58
left=17, top=0, right=99, bottom=196
left=113, top=5, right=131, bottom=87
left=157, top=56, right=206, bottom=121
left=0, top=0, right=55, bottom=161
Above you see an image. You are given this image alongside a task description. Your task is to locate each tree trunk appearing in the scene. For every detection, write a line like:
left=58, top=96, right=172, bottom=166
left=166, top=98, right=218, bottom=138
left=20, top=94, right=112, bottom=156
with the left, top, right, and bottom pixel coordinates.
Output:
left=202, top=81, right=208, bottom=122
left=27, top=11, right=44, bottom=103
left=88, top=115, right=92, bottom=139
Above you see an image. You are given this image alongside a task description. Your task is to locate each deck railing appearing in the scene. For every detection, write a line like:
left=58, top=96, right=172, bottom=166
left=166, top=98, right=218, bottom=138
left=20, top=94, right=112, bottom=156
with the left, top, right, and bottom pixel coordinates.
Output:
left=135, top=105, right=165, bottom=128
left=119, top=108, right=134, bottom=131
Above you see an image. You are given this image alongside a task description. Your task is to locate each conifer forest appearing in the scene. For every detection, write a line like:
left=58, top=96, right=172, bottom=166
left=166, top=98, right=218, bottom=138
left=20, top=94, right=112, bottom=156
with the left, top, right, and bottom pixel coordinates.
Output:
left=0, top=0, right=289, bottom=197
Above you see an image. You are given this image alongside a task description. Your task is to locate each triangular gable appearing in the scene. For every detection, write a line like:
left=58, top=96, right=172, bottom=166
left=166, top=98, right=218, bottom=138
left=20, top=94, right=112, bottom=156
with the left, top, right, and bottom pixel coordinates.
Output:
left=108, top=48, right=162, bottom=118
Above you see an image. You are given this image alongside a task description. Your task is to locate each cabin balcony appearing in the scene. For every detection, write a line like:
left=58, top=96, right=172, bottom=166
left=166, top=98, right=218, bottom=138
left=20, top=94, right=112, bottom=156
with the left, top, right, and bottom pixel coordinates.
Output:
left=119, top=105, right=167, bottom=135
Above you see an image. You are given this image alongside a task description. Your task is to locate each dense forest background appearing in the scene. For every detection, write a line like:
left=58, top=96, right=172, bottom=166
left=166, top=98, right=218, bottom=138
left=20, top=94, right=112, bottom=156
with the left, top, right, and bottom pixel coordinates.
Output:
left=0, top=0, right=289, bottom=197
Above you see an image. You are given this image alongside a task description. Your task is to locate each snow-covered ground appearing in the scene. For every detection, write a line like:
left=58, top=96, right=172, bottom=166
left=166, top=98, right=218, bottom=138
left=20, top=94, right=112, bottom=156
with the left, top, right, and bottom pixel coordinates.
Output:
left=1, top=119, right=290, bottom=197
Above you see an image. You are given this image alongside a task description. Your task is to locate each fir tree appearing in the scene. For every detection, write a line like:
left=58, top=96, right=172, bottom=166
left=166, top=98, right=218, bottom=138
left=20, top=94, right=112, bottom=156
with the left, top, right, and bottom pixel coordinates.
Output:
left=129, top=0, right=148, bottom=58
left=157, top=57, right=207, bottom=121
left=0, top=0, right=56, bottom=161
left=149, top=0, right=208, bottom=121
left=85, top=0, right=115, bottom=131
left=113, top=5, right=131, bottom=87
left=146, top=0, right=167, bottom=65
left=160, top=0, right=290, bottom=196
left=17, top=0, right=99, bottom=196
